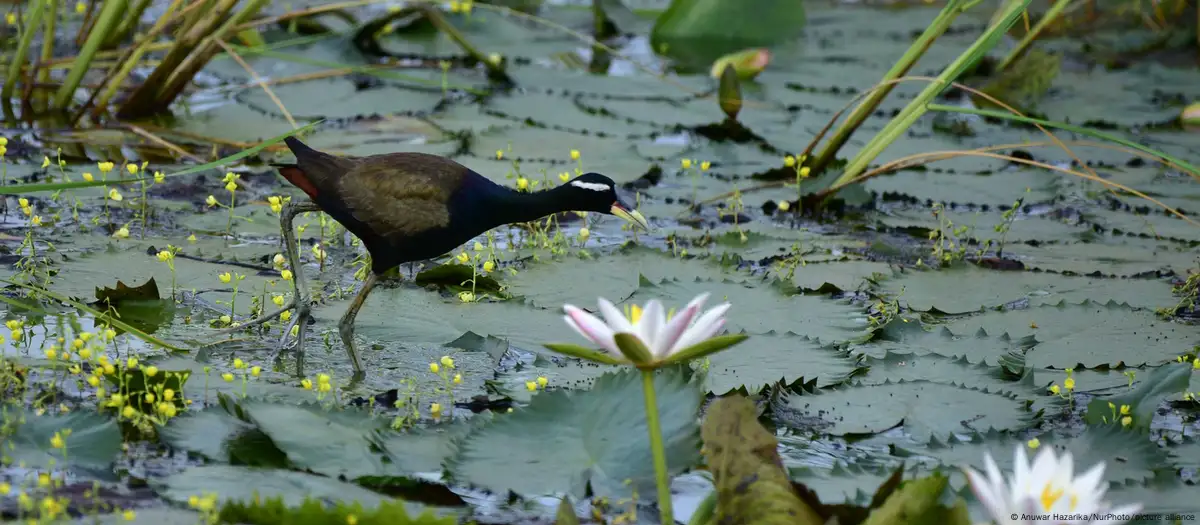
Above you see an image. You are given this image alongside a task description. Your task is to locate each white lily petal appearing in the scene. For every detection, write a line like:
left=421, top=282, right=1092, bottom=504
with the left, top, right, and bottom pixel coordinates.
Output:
left=563, top=305, right=619, bottom=355
left=964, top=466, right=1007, bottom=524
left=597, top=298, right=635, bottom=334
left=1073, top=461, right=1106, bottom=496
left=655, top=294, right=707, bottom=357
left=672, top=303, right=731, bottom=352
left=1013, top=445, right=1031, bottom=495
left=638, top=300, right=666, bottom=356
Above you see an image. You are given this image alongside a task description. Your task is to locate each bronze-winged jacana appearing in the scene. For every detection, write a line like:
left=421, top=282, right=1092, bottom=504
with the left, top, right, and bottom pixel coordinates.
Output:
left=223, top=136, right=650, bottom=377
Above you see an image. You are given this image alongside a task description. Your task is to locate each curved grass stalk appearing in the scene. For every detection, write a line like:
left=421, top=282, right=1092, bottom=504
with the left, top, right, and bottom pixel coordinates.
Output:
left=53, top=0, right=125, bottom=109
left=830, top=0, right=1032, bottom=191
left=2, top=0, right=48, bottom=104
left=0, top=120, right=322, bottom=196
left=35, top=0, right=60, bottom=107
left=995, top=0, right=1072, bottom=72
left=86, top=0, right=189, bottom=119
left=215, top=39, right=298, bottom=128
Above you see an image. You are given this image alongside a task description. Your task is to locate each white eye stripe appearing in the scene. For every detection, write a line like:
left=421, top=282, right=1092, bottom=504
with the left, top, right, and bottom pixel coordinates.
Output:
left=570, top=180, right=611, bottom=192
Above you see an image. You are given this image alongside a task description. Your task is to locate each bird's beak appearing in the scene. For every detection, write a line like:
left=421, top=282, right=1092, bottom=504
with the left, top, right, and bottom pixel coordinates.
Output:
left=610, top=202, right=651, bottom=231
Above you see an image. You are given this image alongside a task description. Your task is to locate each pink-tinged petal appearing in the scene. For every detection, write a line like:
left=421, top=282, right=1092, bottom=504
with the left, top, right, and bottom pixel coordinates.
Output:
left=656, top=296, right=706, bottom=357
left=672, top=303, right=730, bottom=351
left=563, top=305, right=618, bottom=354
left=597, top=298, right=635, bottom=334
left=638, top=300, right=666, bottom=355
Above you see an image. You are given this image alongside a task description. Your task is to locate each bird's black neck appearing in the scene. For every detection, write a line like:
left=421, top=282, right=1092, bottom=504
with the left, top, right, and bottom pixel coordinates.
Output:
left=487, top=185, right=575, bottom=227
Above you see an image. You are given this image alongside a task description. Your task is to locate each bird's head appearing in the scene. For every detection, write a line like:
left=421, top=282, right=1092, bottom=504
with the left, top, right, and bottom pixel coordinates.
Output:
left=560, top=173, right=650, bottom=231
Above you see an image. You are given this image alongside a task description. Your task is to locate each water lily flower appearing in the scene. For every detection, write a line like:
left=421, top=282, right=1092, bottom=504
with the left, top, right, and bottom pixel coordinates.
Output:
left=964, top=444, right=1142, bottom=525
left=552, top=292, right=745, bottom=367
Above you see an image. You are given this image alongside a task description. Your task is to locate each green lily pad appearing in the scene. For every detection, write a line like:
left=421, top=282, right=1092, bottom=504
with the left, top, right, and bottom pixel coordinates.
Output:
left=1, top=409, right=122, bottom=471
left=703, top=331, right=860, bottom=395
left=780, top=380, right=1035, bottom=441
left=941, top=300, right=1198, bottom=369
left=446, top=365, right=702, bottom=500
left=854, top=320, right=1035, bottom=367
left=155, top=465, right=397, bottom=509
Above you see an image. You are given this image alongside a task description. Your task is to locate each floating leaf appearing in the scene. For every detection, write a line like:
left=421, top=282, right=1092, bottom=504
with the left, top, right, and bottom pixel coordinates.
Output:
left=1, top=410, right=122, bottom=471
left=447, top=365, right=702, bottom=500
left=1083, top=362, right=1192, bottom=432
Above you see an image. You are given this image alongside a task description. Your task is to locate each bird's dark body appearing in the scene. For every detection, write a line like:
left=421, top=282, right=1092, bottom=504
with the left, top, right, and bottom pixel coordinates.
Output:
left=274, top=137, right=599, bottom=274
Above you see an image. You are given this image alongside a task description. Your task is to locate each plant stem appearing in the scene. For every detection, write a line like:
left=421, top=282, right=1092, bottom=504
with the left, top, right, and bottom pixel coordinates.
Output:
left=640, top=368, right=674, bottom=524
left=995, top=0, right=1070, bottom=72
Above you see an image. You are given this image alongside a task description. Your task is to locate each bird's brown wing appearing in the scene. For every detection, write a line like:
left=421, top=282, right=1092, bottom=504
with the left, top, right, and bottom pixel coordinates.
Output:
left=333, top=153, right=466, bottom=239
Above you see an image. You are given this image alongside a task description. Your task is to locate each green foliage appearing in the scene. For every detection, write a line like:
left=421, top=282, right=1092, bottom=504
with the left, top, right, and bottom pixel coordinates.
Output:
left=0, top=409, right=123, bottom=471
left=649, top=0, right=805, bottom=69
left=218, top=495, right=456, bottom=525
left=1084, top=362, right=1193, bottom=432
left=700, top=395, right=824, bottom=524
left=859, top=474, right=972, bottom=525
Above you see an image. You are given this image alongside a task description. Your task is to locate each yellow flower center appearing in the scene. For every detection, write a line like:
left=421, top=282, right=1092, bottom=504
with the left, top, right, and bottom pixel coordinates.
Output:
left=628, top=304, right=642, bottom=324
left=1039, top=482, right=1065, bottom=510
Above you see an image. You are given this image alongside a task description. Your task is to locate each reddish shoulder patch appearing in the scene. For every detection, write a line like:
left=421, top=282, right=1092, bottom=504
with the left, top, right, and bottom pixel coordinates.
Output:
left=277, top=165, right=320, bottom=199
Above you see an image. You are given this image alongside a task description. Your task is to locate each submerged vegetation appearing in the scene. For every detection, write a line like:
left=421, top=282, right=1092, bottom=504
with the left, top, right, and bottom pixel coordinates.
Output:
left=1, top=0, right=1199, bottom=523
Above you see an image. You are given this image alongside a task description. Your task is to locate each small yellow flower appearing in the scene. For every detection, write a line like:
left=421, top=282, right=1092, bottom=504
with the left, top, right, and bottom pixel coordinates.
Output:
left=281, top=269, right=293, bottom=280
left=681, top=159, right=692, bottom=169
left=108, top=188, right=123, bottom=201
left=251, top=366, right=261, bottom=377
left=82, top=172, right=94, bottom=181
left=487, top=52, right=502, bottom=65
left=122, top=406, right=136, bottom=418
left=1027, top=437, right=1040, bottom=449
left=700, top=161, right=711, bottom=171
left=87, top=376, right=100, bottom=387
left=75, top=1, right=85, bottom=13
left=44, top=348, right=57, bottom=360
left=1121, top=416, right=1132, bottom=427
left=30, top=215, right=42, bottom=226
left=98, top=161, right=114, bottom=173
left=225, top=180, right=237, bottom=192
left=17, top=198, right=28, bottom=208
left=205, top=195, right=218, bottom=206
left=449, top=0, right=461, bottom=12
left=777, top=201, right=790, bottom=212
left=219, top=315, right=231, bottom=325
left=578, top=227, right=590, bottom=240
left=273, top=253, right=286, bottom=266
left=570, top=149, right=580, bottom=160
left=482, top=260, right=495, bottom=273
left=113, top=226, right=130, bottom=238
left=218, top=272, right=232, bottom=284
left=163, top=389, right=175, bottom=401
left=281, top=310, right=292, bottom=322
left=4, top=321, right=22, bottom=332
left=37, top=473, right=50, bottom=487
left=50, top=432, right=65, bottom=449
left=525, top=381, right=537, bottom=392
left=78, top=348, right=91, bottom=359
left=123, top=510, right=136, bottom=521
left=456, top=252, right=469, bottom=264
left=516, top=177, right=529, bottom=191
left=126, top=163, right=138, bottom=175
left=272, top=295, right=285, bottom=307
left=5, top=12, right=16, bottom=25
left=799, top=166, right=811, bottom=178
left=495, top=150, right=504, bottom=160
left=558, top=172, right=570, bottom=183
left=187, top=234, right=197, bottom=243
left=233, top=358, right=245, bottom=369
left=441, top=356, right=455, bottom=368
left=536, top=376, right=548, bottom=388
left=301, top=378, right=313, bottom=390
left=453, top=373, right=462, bottom=385
left=221, top=373, right=234, bottom=382
left=158, top=403, right=177, bottom=418
left=126, top=357, right=138, bottom=368
left=157, top=250, right=172, bottom=262
left=783, top=155, right=796, bottom=167
left=458, top=291, right=474, bottom=303
left=430, top=362, right=440, bottom=374
left=1049, top=384, right=1060, bottom=395
left=144, top=366, right=158, bottom=377
left=268, top=195, right=283, bottom=213
left=42, top=156, right=50, bottom=168
left=430, top=402, right=442, bottom=417
left=1064, top=377, right=1075, bottom=391
left=0, top=481, right=10, bottom=494
left=1119, top=404, right=1130, bottom=415
left=154, top=171, right=165, bottom=183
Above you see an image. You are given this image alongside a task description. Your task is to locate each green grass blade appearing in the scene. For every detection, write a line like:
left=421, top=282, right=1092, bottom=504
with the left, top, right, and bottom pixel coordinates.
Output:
left=0, top=119, right=323, bottom=195
left=3, top=279, right=188, bottom=353
left=926, top=103, right=1200, bottom=177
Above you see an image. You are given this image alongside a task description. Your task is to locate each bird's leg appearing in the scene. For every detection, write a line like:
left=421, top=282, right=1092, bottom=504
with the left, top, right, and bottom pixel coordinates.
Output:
left=277, top=200, right=322, bottom=375
left=339, top=271, right=379, bottom=377
left=211, top=200, right=322, bottom=337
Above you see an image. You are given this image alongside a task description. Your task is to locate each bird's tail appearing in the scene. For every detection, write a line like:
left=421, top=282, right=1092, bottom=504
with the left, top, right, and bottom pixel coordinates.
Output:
left=274, top=136, right=351, bottom=199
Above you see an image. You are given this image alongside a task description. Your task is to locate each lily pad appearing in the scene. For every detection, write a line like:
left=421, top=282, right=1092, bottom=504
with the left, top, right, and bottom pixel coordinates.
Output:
left=447, top=365, right=702, bottom=500
left=703, top=331, right=860, bottom=395
left=941, top=300, right=1198, bottom=369
left=779, top=380, right=1035, bottom=441
left=155, top=465, right=397, bottom=509
left=1, top=409, right=123, bottom=471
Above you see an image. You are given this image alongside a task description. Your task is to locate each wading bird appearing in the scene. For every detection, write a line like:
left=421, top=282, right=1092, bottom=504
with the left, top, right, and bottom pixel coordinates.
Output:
left=219, top=137, right=650, bottom=377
